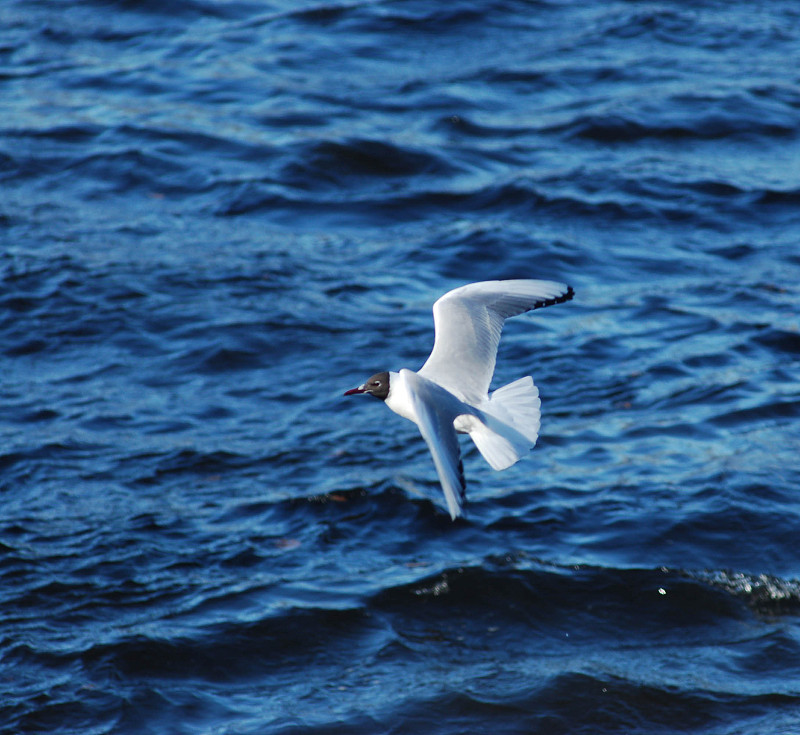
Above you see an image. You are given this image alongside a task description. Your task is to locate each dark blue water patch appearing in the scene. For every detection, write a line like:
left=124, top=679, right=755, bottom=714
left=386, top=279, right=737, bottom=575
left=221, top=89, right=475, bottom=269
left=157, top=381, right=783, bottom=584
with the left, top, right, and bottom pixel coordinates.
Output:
left=213, top=175, right=681, bottom=230
left=372, top=565, right=742, bottom=641
left=4, top=337, right=49, bottom=357
left=563, top=108, right=796, bottom=146
left=731, top=630, right=800, bottom=682
left=131, top=448, right=253, bottom=485
left=106, top=124, right=277, bottom=177
left=63, top=148, right=193, bottom=198
left=10, top=559, right=796, bottom=735
left=593, top=6, right=701, bottom=44
left=170, top=344, right=266, bottom=375
left=0, top=440, right=108, bottom=478
left=285, top=0, right=538, bottom=36
left=710, top=398, right=800, bottom=429
left=215, top=148, right=800, bottom=234
left=279, top=137, right=461, bottom=189
left=470, top=62, right=637, bottom=95
left=0, top=125, right=103, bottom=183
left=79, top=605, right=386, bottom=682
left=269, top=685, right=797, bottom=735
left=431, top=111, right=540, bottom=142
left=753, top=327, right=800, bottom=356
left=374, top=680, right=798, bottom=735
left=424, top=226, right=591, bottom=283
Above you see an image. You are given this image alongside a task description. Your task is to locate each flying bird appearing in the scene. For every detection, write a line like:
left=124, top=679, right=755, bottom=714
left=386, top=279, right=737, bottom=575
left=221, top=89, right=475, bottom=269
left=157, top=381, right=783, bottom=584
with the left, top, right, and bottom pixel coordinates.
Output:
left=344, top=279, right=574, bottom=519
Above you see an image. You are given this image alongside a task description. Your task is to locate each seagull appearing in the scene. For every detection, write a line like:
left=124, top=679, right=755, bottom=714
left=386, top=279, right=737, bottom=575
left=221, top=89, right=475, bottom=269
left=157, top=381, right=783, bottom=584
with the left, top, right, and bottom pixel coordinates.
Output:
left=344, top=279, right=574, bottom=520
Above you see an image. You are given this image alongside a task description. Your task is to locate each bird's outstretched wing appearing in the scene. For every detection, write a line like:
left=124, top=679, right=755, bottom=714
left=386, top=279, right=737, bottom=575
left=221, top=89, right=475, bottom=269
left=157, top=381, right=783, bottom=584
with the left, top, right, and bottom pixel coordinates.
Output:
left=417, top=279, right=574, bottom=403
left=408, top=380, right=466, bottom=520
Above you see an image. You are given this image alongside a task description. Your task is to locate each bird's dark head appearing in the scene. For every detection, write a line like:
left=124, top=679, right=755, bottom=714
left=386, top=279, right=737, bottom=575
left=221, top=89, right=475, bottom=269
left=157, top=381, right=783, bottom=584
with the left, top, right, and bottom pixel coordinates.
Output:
left=343, top=371, right=390, bottom=401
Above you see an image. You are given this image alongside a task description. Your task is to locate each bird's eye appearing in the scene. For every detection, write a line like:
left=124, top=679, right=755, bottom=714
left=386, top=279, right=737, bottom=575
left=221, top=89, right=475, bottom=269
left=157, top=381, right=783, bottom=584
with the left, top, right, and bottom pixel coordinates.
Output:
left=372, top=381, right=380, bottom=386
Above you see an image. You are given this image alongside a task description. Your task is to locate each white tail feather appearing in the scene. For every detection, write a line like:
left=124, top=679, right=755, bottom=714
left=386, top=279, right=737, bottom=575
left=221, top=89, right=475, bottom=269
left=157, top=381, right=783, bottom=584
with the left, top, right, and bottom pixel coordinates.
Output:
left=461, top=376, right=542, bottom=471
left=487, top=376, right=541, bottom=442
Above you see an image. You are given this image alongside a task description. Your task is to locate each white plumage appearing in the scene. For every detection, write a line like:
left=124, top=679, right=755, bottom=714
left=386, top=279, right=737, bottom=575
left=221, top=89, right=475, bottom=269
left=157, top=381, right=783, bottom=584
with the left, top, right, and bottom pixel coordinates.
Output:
left=345, top=279, right=573, bottom=519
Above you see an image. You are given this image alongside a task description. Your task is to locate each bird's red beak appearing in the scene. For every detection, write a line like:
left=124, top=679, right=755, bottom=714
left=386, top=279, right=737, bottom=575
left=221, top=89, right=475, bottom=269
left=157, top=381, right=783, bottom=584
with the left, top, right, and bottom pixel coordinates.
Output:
left=343, top=385, right=366, bottom=396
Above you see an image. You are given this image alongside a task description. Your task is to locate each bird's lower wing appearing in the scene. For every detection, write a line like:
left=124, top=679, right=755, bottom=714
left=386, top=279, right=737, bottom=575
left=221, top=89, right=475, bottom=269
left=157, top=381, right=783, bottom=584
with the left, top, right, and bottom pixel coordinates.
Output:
left=409, top=388, right=466, bottom=520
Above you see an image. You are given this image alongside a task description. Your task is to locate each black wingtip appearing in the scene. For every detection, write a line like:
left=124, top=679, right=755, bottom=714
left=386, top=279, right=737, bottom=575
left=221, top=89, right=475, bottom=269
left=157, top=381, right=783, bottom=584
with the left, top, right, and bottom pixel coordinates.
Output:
left=531, top=285, right=575, bottom=311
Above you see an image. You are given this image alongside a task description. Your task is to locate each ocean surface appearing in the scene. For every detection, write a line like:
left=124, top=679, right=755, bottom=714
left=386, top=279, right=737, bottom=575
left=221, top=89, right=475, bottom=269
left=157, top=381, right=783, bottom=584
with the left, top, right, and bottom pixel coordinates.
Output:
left=3, top=1, right=800, bottom=733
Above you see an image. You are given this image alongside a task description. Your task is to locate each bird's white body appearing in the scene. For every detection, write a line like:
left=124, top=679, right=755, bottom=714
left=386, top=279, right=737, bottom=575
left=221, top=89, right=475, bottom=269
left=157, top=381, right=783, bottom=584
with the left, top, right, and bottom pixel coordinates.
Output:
left=345, top=279, right=573, bottom=519
left=385, top=369, right=468, bottom=425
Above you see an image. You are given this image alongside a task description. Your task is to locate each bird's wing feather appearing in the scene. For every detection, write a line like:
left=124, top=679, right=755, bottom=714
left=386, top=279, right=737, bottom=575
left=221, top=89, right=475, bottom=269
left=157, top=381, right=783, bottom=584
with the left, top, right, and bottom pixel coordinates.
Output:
left=407, top=381, right=466, bottom=520
left=417, top=279, right=574, bottom=403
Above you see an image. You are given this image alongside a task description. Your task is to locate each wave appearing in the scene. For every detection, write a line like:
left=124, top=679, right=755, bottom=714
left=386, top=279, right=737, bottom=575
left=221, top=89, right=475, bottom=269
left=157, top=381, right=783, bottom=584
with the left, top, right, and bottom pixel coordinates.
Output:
left=556, top=110, right=794, bottom=143
left=372, top=561, right=800, bottom=622
left=6, top=557, right=798, bottom=732
left=281, top=137, right=459, bottom=184
left=10, top=558, right=798, bottom=672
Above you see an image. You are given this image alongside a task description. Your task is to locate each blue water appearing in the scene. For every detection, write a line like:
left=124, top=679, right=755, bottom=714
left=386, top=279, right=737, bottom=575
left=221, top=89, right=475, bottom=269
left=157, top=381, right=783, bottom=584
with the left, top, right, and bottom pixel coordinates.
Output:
left=3, top=1, right=800, bottom=733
